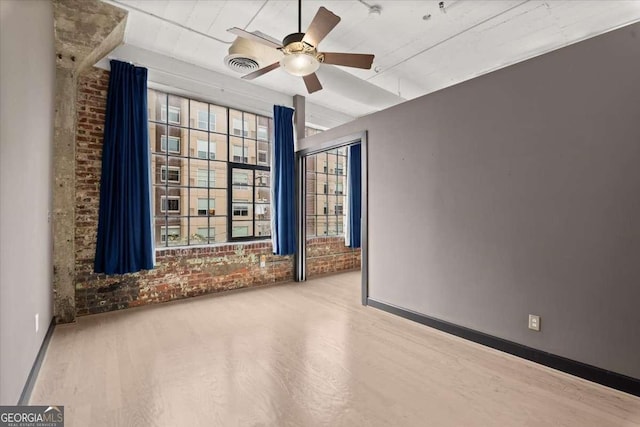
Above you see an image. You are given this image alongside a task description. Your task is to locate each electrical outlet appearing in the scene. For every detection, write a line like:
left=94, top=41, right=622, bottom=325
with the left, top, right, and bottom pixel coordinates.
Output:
left=35, top=313, right=39, bottom=333
left=528, top=314, right=540, bottom=331
left=260, top=255, right=266, bottom=268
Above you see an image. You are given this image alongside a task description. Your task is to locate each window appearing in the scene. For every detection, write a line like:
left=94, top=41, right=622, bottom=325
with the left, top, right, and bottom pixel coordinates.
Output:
left=233, top=171, right=249, bottom=187
left=160, top=196, right=180, bottom=213
left=161, top=166, right=180, bottom=184
left=196, top=227, right=216, bottom=242
left=232, top=145, right=248, bottom=163
left=151, top=90, right=272, bottom=246
left=161, top=105, right=181, bottom=124
left=197, top=198, right=215, bottom=216
left=258, top=151, right=268, bottom=165
left=197, top=139, right=216, bottom=160
left=160, top=226, right=181, bottom=242
left=161, top=135, right=180, bottom=153
left=197, top=169, right=214, bottom=187
left=197, top=111, right=216, bottom=131
left=304, top=138, right=347, bottom=238
left=232, top=226, right=249, bottom=237
left=257, top=125, right=268, bottom=141
left=232, top=119, right=249, bottom=137
left=233, top=204, right=249, bottom=217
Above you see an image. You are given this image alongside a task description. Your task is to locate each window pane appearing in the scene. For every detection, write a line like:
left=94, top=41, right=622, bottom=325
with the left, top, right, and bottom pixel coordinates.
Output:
left=230, top=137, right=247, bottom=163
left=166, top=127, right=187, bottom=156
left=210, top=162, right=227, bottom=189
left=257, top=141, right=270, bottom=166
left=232, top=222, right=252, bottom=238
left=243, top=112, right=257, bottom=139
left=168, top=95, right=189, bottom=127
left=150, top=123, right=166, bottom=154
left=189, top=130, right=207, bottom=158
left=154, top=217, right=167, bottom=247
left=148, top=90, right=166, bottom=123
left=229, top=110, right=245, bottom=137
left=210, top=133, right=227, bottom=161
left=190, top=100, right=208, bottom=130
left=154, top=186, right=185, bottom=216
left=210, top=105, right=227, bottom=134
left=245, top=139, right=257, bottom=165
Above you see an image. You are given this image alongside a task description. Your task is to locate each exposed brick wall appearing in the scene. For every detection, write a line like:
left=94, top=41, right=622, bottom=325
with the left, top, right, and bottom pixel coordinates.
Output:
left=73, top=68, right=357, bottom=316
left=74, top=68, right=295, bottom=315
left=306, top=236, right=361, bottom=277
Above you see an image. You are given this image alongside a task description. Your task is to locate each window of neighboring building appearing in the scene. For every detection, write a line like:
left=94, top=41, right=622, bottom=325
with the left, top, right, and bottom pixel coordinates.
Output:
left=232, top=119, right=249, bottom=137
left=161, top=105, right=181, bottom=124
left=232, top=226, right=249, bottom=237
left=197, top=169, right=214, bottom=187
left=197, top=139, right=216, bottom=160
left=257, top=125, right=268, bottom=141
left=161, top=166, right=180, bottom=184
left=258, top=151, right=268, bottom=165
left=150, top=90, right=273, bottom=246
left=233, top=204, right=249, bottom=217
left=160, top=135, right=180, bottom=153
left=197, top=198, right=215, bottom=216
left=160, top=196, right=180, bottom=213
left=232, top=145, right=248, bottom=163
left=160, top=226, right=181, bottom=242
left=335, top=183, right=343, bottom=195
left=197, top=111, right=216, bottom=131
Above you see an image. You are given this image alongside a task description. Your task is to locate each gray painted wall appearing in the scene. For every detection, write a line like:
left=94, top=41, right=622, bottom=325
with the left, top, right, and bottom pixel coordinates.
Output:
left=300, top=23, right=640, bottom=379
left=0, top=0, right=56, bottom=404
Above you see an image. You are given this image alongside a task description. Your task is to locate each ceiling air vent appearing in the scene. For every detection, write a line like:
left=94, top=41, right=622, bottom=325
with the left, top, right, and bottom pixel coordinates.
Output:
left=224, top=37, right=266, bottom=73
left=225, top=55, right=260, bottom=73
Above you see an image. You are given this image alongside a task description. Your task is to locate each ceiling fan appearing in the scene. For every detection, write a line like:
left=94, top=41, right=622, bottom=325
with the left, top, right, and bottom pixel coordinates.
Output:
left=227, top=0, right=375, bottom=94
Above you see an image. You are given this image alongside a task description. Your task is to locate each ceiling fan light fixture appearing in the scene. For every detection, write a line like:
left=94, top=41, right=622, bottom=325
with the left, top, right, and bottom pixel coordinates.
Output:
left=280, top=52, right=320, bottom=77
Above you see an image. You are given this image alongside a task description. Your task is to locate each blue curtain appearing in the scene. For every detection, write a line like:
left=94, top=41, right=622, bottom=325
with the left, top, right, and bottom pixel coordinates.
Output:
left=94, top=60, right=154, bottom=274
left=271, top=105, right=296, bottom=255
left=347, top=143, right=362, bottom=248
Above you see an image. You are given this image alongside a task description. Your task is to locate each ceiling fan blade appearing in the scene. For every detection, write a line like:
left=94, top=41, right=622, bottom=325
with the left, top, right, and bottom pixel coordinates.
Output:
left=321, top=52, right=375, bottom=70
left=302, top=7, right=341, bottom=48
left=242, top=62, right=281, bottom=80
left=227, top=27, right=282, bottom=49
left=303, top=73, right=323, bottom=94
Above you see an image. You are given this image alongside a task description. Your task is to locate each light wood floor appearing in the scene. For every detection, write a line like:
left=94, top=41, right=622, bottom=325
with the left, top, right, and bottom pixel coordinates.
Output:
left=31, top=271, right=639, bottom=426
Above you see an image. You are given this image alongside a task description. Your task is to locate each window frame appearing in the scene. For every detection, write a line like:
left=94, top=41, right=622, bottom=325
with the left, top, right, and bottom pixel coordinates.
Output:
left=160, top=165, right=181, bottom=184
left=151, top=91, right=273, bottom=248
left=160, top=196, right=181, bottom=213
left=160, top=135, right=181, bottom=154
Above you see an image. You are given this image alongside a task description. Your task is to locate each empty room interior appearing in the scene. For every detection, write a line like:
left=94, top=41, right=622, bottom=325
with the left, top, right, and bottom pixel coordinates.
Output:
left=1, top=0, right=640, bottom=425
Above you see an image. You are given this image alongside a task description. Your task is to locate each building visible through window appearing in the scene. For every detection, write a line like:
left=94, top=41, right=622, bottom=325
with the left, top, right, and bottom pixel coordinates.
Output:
left=149, top=90, right=272, bottom=247
left=304, top=131, right=347, bottom=238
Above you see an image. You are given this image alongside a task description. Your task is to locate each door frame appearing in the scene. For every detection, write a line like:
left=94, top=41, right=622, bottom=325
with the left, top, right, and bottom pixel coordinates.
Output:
left=296, top=131, right=369, bottom=305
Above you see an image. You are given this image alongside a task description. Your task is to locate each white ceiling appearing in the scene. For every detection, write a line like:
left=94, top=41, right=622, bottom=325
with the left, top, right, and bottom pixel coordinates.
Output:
left=103, top=0, right=640, bottom=120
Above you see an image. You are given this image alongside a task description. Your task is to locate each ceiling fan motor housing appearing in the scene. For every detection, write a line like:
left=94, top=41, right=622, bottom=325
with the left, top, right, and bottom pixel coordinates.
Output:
left=282, top=32, right=305, bottom=47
